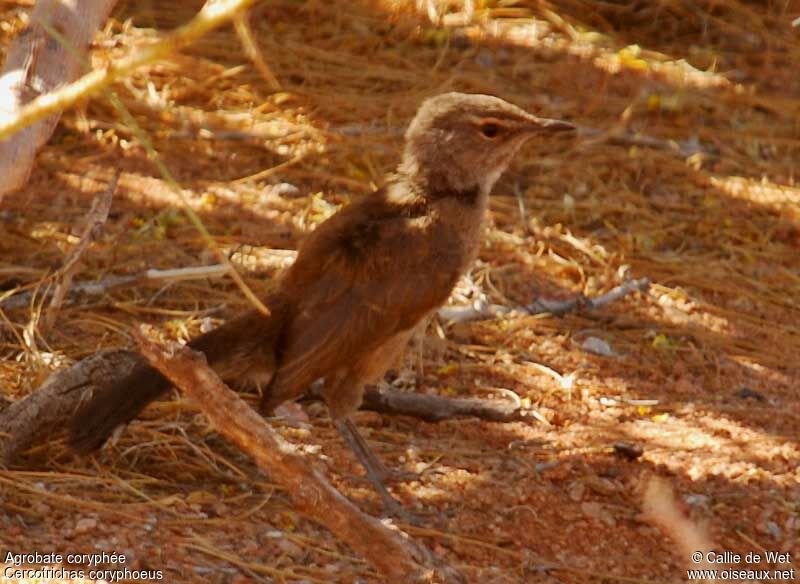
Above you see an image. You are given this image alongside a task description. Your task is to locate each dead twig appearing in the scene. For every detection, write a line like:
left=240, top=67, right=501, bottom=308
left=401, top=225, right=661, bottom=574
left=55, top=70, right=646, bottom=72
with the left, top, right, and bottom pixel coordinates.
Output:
left=439, top=277, right=651, bottom=323
left=1, top=264, right=232, bottom=311
left=42, top=171, right=118, bottom=330
left=575, top=125, right=712, bottom=157
left=4, top=258, right=647, bottom=327
left=233, top=12, right=281, bottom=92
left=527, top=277, right=651, bottom=316
left=134, top=326, right=466, bottom=584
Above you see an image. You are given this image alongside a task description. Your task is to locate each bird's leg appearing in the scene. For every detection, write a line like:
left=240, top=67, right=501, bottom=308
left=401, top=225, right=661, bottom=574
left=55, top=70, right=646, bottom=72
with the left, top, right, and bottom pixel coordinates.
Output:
left=341, top=417, right=418, bottom=483
left=333, top=417, right=422, bottom=524
left=412, top=328, right=426, bottom=380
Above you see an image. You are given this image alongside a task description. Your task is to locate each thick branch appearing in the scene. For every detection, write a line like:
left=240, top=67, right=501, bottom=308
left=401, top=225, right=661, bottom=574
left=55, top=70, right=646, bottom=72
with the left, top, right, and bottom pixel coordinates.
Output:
left=0, top=350, right=519, bottom=465
left=0, top=349, right=138, bottom=465
left=0, top=0, right=119, bottom=197
left=134, top=329, right=465, bottom=584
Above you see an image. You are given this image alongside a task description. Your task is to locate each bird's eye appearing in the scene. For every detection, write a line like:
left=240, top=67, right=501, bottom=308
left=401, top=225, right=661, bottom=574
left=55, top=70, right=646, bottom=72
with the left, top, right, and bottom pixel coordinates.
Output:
left=480, top=122, right=501, bottom=139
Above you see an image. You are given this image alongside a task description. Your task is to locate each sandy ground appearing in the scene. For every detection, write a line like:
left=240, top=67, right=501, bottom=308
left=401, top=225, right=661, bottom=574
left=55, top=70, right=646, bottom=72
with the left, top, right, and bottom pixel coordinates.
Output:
left=1, top=0, right=799, bottom=582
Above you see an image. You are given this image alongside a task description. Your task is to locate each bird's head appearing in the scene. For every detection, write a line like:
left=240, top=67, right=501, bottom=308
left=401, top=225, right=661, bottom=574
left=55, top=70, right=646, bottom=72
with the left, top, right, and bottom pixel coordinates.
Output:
left=400, top=92, right=573, bottom=201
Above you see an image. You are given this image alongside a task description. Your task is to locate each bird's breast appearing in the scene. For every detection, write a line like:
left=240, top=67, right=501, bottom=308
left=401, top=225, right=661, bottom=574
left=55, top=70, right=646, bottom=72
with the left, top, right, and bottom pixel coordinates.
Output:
left=429, top=197, right=488, bottom=268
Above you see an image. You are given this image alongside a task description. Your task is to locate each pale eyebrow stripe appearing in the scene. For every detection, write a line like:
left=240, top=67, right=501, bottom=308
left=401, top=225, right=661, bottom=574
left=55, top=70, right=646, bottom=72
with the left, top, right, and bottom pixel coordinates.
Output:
left=469, top=115, right=512, bottom=126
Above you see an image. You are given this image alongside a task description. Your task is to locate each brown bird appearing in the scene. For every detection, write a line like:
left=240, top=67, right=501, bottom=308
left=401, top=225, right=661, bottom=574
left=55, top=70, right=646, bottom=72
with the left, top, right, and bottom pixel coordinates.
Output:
left=69, top=92, right=573, bottom=517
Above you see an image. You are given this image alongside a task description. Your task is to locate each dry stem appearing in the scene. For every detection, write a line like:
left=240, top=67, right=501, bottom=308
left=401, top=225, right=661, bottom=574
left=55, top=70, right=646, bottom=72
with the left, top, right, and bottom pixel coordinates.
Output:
left=0, top=0, right=257, bottom=143
left=41, top=171, right=118, bottom=330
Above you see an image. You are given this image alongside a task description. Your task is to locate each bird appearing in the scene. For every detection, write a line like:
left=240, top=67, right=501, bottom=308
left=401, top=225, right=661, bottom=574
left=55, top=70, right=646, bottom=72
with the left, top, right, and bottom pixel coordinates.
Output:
left=69, top=92, right=573, bottom=518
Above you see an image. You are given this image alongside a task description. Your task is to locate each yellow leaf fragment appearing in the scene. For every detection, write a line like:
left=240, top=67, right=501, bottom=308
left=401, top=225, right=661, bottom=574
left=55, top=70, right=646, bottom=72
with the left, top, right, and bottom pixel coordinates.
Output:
left=617, top=45, right=649, bottom=71
left=652, top=333, right=673, bottom=350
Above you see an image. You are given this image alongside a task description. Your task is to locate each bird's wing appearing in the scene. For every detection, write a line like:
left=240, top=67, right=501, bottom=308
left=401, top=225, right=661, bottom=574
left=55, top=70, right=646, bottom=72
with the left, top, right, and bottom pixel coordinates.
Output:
left=271, top=202, right=461, bottom=395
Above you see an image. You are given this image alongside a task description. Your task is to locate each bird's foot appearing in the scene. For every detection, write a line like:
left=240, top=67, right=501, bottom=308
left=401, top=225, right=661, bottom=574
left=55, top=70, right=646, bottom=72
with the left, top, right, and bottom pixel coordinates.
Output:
left=379, top=496, right=426, bottom=526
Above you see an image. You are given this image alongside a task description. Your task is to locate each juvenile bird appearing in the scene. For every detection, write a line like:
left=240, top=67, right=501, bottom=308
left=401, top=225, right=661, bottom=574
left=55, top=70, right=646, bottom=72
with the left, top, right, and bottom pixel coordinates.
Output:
left=69, top=92, right=573, bottom=517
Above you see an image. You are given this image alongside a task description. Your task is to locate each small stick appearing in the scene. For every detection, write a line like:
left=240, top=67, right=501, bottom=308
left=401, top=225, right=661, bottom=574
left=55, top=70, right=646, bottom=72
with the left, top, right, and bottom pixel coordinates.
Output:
left=233, top=12, right=282, bottom=92
left=42, top=172, right=118, bottom=330
left=526, top=277, right=651, bottom=316
left=513, top=182, right=528, bottom=227
left=134, top=327, right=465, bottom=584
left=1, top=264, right=232, bottom=311
left=437, top=277, right=650, bottom=324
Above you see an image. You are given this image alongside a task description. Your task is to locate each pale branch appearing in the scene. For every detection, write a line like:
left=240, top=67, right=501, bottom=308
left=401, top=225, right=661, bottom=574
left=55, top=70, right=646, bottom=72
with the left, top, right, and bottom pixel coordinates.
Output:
left=438, top=277, right=651, bottom=323
left=0, top=0, right=257, bottom=146
left=0, top=0, right=119, bottom=198
left=1, top=247, right=296, bottom=312
left=134, top=328, right=465, bottom=584
left=42, top=172, right=118, bottom=330
left=1, top=264, right=232, bottom=311
left=526, top=277, right=651, bottom=316
left=0, top=349, right=139, bottom=465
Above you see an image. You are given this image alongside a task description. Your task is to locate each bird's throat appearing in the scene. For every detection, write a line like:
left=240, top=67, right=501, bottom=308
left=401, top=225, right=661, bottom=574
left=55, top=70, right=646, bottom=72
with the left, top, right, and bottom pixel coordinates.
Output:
left=401, top=161, right=487, bottom=208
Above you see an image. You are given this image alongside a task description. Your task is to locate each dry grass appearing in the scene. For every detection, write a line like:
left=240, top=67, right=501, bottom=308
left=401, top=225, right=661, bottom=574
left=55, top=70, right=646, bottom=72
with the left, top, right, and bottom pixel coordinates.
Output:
left=1, top=0, right=799, bottom=582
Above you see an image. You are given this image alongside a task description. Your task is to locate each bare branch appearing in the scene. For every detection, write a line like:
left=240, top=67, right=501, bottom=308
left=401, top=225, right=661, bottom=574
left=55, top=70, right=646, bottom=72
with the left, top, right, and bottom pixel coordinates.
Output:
left=0, top=346, right=522, bottom=466
left=526, top=277, right=651, bottom=315
left=439, top=277, right=651, bottom=324
left=1, top=264, right=232, bottom=311
left=575, top=125, right=712, bottom=157
left=42, top=172, right=118, bottom=330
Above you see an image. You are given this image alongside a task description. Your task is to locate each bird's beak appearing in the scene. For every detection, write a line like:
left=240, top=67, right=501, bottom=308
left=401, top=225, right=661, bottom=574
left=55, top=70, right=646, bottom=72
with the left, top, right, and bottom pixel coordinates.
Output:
left=524, top=116, right=575, bottom=134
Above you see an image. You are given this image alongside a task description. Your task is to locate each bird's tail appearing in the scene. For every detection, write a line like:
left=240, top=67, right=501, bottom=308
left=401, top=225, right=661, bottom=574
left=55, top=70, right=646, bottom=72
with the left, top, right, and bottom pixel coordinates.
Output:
left=68, top=360, right=170, bottom=454
left=69, top=299, right=288, bottom=454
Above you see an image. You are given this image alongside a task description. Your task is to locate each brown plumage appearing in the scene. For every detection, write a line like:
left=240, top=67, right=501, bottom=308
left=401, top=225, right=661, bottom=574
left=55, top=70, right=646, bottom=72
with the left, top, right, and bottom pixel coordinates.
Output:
left=69, top=92, right=573, bottom=517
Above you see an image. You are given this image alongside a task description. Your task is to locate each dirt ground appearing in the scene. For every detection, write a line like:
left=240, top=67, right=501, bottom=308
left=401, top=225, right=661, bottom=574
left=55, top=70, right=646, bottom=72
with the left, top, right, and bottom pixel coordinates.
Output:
left=1, top=0, right=799, bottom=582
